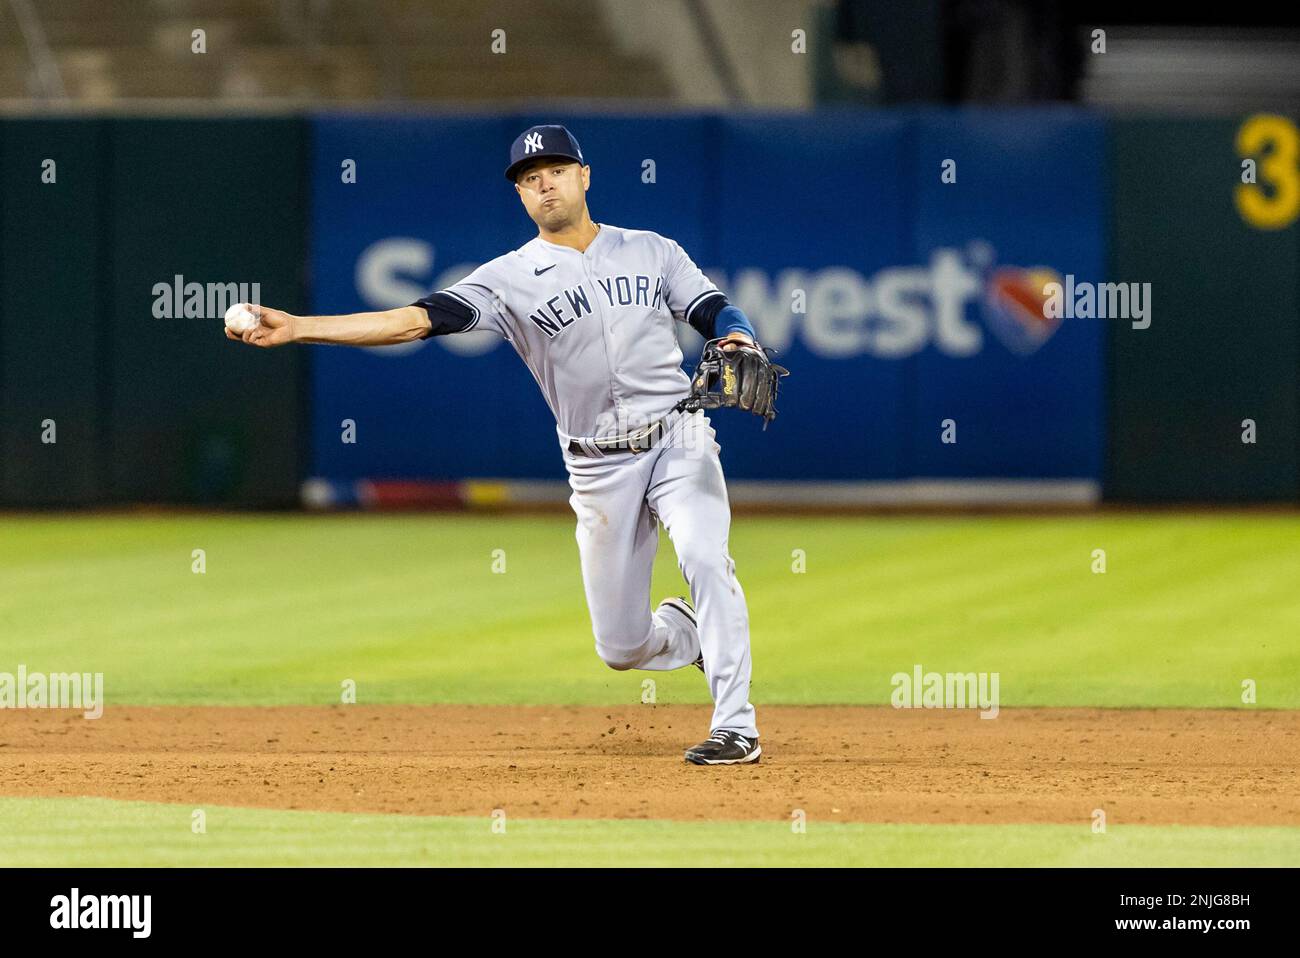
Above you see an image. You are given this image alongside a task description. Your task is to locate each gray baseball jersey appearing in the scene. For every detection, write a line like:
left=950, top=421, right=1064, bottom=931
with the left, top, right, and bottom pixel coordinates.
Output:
left=430, top=224, right=722, bottom=445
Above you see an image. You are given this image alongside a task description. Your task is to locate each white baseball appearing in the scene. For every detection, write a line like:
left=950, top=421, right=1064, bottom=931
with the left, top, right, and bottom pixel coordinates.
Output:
left=224, top=302, right=261, bottom=334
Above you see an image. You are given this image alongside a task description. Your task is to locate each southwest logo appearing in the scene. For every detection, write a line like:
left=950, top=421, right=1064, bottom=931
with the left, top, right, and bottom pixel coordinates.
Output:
left=355, top=239, right=1085, bottom=359
left=981, top=266, right=1064, bottom=356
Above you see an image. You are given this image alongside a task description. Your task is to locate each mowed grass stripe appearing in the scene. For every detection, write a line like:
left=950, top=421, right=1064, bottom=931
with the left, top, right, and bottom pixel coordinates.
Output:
left=1, top=514, right=1297, bottom=707
left=0, top=797, right=1296, bottom=867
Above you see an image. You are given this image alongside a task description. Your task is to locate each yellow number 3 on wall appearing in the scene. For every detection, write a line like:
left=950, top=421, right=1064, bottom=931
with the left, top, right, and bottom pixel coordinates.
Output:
left=1236, top=114, right=1300, bottom=231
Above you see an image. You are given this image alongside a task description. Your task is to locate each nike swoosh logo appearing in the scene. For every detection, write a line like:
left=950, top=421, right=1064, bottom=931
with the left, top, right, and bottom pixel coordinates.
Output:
left=534, top=265, right=556, bottom=276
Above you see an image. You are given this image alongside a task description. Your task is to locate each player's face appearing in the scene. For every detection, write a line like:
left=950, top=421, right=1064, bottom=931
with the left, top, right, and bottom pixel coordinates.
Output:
left=515, top=161, right=590, bottom=231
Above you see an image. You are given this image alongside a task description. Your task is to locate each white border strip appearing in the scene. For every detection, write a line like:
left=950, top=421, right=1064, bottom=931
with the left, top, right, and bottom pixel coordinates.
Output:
left=473, top=479, right=1101, bottom=508
left=728, top=479, right=1101, bottom=508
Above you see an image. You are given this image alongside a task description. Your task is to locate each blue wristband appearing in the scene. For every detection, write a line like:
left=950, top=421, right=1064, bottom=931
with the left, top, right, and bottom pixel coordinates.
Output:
left=716, top=304, right=756, bottom=342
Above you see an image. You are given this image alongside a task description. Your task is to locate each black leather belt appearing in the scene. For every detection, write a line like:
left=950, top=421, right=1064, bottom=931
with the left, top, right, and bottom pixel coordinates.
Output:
left=567, top=417, right=667, bottom=457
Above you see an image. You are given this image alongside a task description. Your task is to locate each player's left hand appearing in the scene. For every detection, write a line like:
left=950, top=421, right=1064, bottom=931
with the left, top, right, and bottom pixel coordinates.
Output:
left=717, top=331, right=755, bottom=352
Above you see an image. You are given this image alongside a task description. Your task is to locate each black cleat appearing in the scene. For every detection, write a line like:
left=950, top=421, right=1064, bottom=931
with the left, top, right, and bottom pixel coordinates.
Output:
left=684, top=729, right=761, bottom=765
left=657, top=596, right=704, bottom=671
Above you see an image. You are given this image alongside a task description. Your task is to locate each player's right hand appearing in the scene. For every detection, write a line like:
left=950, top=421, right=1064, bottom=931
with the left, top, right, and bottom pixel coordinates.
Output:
left=225, top=306, right=296, bottom=348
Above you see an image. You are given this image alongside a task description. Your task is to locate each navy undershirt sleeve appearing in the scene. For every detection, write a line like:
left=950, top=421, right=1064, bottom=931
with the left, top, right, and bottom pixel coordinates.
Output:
left=687, top=296, right=756, bottom=342
left=410, top=291, right=477, bottom=337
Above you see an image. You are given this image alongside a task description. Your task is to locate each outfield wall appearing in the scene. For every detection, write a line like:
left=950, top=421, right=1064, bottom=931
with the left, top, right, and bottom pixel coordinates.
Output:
left=0, top=118, right=310, bottom=508
left=0, top=110, right=1296, bottom=506
left=1107, top=117, right=1300, bottom=502
left=308, top=111, right=1107, bottom=487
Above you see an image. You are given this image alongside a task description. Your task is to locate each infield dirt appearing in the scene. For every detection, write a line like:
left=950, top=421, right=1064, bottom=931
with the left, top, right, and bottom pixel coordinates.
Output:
left=1, top=705, right=1296, bottom=826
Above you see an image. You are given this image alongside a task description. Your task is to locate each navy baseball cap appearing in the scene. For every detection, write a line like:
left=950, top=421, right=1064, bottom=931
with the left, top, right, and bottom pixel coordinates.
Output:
left=505, top=124, right=585, bottom=182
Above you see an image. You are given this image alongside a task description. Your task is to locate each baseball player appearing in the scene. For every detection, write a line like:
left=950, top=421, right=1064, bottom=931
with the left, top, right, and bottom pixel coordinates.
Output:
left=227, top=125, right=783, bottom=765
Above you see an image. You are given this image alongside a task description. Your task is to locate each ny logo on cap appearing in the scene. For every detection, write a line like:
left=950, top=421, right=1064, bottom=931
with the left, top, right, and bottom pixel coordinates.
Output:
left=523, top=132, right=544, bottom=153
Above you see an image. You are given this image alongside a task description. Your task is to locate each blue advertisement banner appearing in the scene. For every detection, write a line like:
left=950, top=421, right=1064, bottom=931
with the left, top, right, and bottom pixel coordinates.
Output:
left=309, top=110, right=1105, bottom=482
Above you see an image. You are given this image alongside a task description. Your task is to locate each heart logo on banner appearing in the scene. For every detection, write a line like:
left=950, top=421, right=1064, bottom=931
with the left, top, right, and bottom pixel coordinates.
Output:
left=981, top=266, right=1064, bottom=356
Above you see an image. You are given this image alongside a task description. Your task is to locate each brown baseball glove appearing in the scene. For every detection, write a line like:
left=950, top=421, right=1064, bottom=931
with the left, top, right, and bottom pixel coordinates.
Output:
left=673, top=338, right=790, bottom=429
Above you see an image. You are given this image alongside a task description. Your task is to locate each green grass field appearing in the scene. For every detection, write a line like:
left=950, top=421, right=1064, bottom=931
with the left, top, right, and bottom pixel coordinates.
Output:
left=3, top=797, right=1296, bottom=868
left=3, top=513, right=1298, bottom=708
left=2, top=512, right=1298, bottom=866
